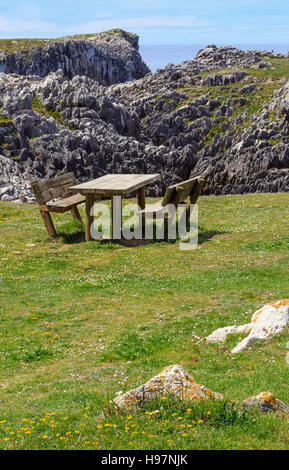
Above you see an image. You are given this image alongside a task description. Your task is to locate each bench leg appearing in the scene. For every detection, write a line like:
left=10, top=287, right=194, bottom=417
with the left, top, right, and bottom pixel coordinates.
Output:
left=137, top=186, right=146, bottom=236
left=71, top=205, right=82, bottom=223
left=40, top=210, right=57, bottom=239
left=186, top=197, right=195, bottom=227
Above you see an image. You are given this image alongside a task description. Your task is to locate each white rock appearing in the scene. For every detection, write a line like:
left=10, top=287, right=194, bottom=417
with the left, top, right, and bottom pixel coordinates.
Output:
left=206, top=300, right=289, bottom=353
left=206, top=323, right=252, bottom=343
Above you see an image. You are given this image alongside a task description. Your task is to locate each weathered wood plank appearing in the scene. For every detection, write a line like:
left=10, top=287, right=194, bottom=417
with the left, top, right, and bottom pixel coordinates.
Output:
left=31, top=172, right=76, bottom=193
left=69, top=174, right=160, bottom=195
left=42, top=182, right=77, bottom=202
left=138, top=176, right=205, bottom=216
left=46, top=193, right=85, bottom=209
left=167, top=176, right=203, bottom=205
left=31, top=173, right=77, bottom=203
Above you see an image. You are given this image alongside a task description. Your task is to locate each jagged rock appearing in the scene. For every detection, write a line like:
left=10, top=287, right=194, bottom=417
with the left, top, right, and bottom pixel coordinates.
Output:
left=1, top=41, right=289, bottom=201
left=258, top=61, right=273, bottom=68
left=113, top=364, right=223, bottom=409
left=0, top=155, right=35, bottom=202
left=2, top=87, right=32, bottom=114
left=206, top=300, right=289, bottom=353
left=243, top=392, right=289, bottom=414
left=0, top=30, right=150, bottom=84
left=239, top=84, right=255, bottom=94
left=194, top=44, right=260, bottom=67
left=202, top=71, right=247, bottom=86
left=13, top=111, right=58, bottom=138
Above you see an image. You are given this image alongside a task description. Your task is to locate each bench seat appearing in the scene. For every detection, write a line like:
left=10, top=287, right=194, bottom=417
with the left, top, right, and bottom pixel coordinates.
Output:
left=139, top=200, right=166, bottom=215
left=45, top=193, right=86, bottom=212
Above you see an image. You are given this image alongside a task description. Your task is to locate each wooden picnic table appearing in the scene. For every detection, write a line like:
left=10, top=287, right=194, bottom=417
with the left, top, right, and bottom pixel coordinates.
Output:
left=69, top=173, right=161, bottom=241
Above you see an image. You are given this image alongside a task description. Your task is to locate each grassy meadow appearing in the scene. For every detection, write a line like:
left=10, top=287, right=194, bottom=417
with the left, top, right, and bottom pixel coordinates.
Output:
left=0, top=193, right=289, bottom=449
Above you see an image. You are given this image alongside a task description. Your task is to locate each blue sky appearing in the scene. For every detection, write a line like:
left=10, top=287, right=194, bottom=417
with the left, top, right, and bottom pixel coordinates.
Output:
left=0, top=0, right=289, bottom=45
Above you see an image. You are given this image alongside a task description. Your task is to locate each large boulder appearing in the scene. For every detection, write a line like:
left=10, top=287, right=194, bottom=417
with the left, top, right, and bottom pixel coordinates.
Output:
left=113, top=364, right=223, bottom=410
left=206, top=300, right=289, bottom=353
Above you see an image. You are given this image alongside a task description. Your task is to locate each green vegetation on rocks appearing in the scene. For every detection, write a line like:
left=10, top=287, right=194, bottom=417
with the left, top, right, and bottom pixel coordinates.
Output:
left=0, top=29, right=137, bottom=54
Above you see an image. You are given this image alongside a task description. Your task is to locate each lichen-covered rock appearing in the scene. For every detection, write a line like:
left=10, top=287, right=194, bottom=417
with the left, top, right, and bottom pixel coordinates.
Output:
left=243, top=392, right=289, bottom=414
left=206, top=300, right=289, bottom=353
left=113, top=365, right=223, bottom=410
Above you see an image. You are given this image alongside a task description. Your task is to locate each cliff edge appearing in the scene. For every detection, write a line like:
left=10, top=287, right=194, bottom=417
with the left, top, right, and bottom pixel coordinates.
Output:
left=0, top=29, right=150, bottom=85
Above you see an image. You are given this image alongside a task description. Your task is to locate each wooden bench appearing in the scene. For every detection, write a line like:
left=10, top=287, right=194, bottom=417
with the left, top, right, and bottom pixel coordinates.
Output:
left=30, top=172, right=86, bottom=239
left=139, top=175, right=205, bottom=231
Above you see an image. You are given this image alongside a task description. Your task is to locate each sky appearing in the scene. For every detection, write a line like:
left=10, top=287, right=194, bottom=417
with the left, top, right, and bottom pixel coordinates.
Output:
left=0, top=0, right=289, bottom=45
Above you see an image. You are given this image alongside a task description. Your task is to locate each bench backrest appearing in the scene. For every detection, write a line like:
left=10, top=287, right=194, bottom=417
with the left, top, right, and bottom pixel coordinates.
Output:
left=30, top=172, right=77, bottom=205
left=161, top=176, right=205, bottom=207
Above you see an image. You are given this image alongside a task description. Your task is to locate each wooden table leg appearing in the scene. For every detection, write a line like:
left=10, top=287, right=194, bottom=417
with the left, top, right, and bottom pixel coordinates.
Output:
left=85, top=194, right=94, bottom=241
left=137, top=186, right=146, bottom=235
left=111, top=195, right=122, bottom=239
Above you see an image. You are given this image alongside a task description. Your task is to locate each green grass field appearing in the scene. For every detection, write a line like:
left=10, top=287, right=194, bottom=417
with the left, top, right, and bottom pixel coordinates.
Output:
left=0, top=193, right=289, bottom=450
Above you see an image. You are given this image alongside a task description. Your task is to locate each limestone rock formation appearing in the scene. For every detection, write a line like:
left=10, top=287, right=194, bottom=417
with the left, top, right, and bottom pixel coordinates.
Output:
left=194, top=44, right=260, bottom=67
left=113, top=364, right=223, bottom=409
left=1, top=40, right=289, bottom=201
left=243, top=392, right=289, bottom=414
left=0, top=30, right=150, bottom=84
left=206, top=300, right=289, bottom=353
left=0, top=155, right=35, bottom=202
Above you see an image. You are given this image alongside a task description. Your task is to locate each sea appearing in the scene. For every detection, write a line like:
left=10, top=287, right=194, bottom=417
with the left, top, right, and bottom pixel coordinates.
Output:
left=139, top=44, right=289, bottom=73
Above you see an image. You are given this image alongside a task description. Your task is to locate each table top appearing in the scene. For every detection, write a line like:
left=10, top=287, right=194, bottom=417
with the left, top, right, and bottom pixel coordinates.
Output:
left=69, top=173, right=161, bottom=196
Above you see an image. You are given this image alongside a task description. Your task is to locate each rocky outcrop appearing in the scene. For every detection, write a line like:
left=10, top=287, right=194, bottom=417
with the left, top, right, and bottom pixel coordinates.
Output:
left=243, top=392, right=289, bottom=414
left=113, top=365, right=223, bottom=409
left=206, top=300, right=289, bottom=353
left=1, top=42, right=289, bottom=201
left=194, top=44, right=260, bottom=68
left=201, top=71, right=248, bottom=86
left=0, top=155, right=36, bottom=202
left=0, top=30, right=150, bottom=85
left=0, top=70, right=191, bottom=200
